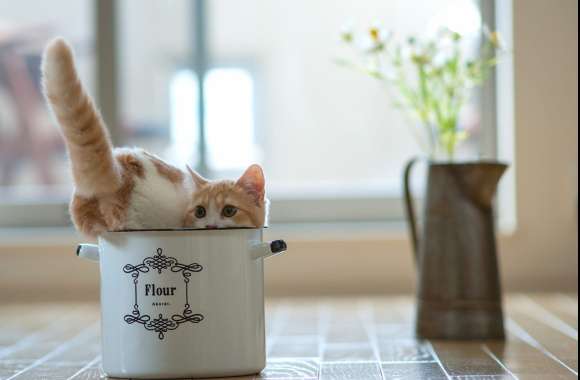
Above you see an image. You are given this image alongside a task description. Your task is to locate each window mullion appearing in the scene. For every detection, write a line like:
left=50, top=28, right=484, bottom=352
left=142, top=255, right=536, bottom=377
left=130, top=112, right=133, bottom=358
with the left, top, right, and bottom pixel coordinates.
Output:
left=95, top=0, right=121, bottom=145
left=192, top=0, right=210, bottom=177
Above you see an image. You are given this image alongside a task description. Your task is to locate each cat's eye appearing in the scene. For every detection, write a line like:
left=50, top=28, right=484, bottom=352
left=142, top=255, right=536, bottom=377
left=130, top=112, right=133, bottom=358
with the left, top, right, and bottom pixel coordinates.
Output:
left=222, top=205, right=237, bottom=218
left=194, top=206, right=206, bottom=218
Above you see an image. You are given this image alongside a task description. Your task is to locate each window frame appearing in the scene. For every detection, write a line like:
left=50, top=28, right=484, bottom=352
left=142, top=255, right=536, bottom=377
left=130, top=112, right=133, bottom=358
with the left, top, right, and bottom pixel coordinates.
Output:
left=0, top=0, right=497, bottom=228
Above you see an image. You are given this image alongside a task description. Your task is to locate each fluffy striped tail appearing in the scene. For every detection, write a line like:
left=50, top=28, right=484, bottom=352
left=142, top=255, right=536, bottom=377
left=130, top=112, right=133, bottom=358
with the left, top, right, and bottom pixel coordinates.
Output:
left=42, top=38, right=121, bottom=197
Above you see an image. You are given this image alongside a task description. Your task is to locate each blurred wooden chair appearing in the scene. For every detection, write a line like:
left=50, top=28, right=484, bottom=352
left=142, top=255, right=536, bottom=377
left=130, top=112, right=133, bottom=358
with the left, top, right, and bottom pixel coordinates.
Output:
left=0, top=27, right=64, bottom=188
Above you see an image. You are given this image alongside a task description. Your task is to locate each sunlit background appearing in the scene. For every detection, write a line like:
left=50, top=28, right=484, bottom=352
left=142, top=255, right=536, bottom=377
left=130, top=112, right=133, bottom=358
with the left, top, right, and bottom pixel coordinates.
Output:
left=0, top=0, right=489, bottom=223
left=0, top=0, right=577, bottom=300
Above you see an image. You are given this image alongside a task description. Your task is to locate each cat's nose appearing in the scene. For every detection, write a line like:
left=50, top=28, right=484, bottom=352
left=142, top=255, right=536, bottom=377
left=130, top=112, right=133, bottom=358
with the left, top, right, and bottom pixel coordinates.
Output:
left=206, top=224, right=218, bottom=229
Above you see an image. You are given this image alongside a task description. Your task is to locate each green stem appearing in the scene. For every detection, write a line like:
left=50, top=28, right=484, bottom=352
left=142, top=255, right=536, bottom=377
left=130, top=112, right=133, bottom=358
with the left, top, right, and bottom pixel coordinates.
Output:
left=418, top=64, right=436, bottom=157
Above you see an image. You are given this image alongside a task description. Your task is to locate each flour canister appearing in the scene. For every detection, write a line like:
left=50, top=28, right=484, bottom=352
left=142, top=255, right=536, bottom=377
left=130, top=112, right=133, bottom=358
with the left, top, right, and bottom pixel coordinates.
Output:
left=77, top=228, right=287, bottom=379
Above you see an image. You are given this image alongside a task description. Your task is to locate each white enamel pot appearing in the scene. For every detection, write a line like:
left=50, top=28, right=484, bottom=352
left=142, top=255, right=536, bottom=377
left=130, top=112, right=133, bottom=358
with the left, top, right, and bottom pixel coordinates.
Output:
left=77, top=228, right=287, bottom=379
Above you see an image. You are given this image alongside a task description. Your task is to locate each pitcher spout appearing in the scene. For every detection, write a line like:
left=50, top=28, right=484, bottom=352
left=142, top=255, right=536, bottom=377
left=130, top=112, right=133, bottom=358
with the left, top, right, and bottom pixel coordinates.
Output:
left=453, top=162, right=508, bottom=208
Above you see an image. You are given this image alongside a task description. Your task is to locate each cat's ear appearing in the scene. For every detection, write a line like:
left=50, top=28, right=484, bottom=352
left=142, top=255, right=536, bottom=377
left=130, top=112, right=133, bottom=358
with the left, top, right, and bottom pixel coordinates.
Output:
left=236, top=164, right=265, bottom=203
left=186, top=165, right=208, bottom=187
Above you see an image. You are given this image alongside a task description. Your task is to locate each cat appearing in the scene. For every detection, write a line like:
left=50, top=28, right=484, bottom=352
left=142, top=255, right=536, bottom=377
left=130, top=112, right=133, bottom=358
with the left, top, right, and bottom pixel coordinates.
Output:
left=41, top=38, right=267, bottom=237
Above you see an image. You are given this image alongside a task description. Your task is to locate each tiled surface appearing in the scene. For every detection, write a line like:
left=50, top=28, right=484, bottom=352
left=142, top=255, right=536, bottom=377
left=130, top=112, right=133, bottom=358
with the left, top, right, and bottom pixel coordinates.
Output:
left=0, top=294, right=577, bottom=379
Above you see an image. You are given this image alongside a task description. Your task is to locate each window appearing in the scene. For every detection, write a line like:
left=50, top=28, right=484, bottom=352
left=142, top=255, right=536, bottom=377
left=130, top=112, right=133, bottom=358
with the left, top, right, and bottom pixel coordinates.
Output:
left=117, top=0, right=191, bottom=160
left=166, top=67, right=257, bottom=171
left=0, top=0, right=495, bottom=227
left=204, top=68, right=257, bottom=172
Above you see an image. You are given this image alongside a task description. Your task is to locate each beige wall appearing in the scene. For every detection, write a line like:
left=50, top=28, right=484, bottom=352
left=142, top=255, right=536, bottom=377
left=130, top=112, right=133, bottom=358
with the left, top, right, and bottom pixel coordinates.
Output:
left=0, top=0, right=577, bottom=302
left=499, top=0, right=578, bottom=292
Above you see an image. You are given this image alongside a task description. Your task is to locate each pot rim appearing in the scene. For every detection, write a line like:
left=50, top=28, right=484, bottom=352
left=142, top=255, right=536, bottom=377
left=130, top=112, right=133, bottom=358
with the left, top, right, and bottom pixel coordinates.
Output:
left=106, top=226, right=266, bottom=233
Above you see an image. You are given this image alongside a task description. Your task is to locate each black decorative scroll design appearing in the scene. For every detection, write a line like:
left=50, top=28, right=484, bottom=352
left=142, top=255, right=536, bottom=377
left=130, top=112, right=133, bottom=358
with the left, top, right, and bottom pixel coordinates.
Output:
left=171, top=261, right=202, bottom=315
left=124, top=311, right=204, bottom=340
left=171, top=262, right=203, bottom=274
left=144, top=248, right=177, bottom=273
left=122, top=248, right=204, bottom=340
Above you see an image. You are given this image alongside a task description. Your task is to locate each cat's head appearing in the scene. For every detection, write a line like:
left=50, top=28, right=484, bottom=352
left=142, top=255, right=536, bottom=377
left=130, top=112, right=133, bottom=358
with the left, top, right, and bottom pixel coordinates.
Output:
left=184, top=164, right=267, bottom=229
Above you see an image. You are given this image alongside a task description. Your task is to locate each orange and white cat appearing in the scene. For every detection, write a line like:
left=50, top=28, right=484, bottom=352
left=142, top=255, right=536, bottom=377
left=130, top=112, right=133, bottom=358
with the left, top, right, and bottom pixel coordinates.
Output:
left=42, top=38, right=267, bottom=237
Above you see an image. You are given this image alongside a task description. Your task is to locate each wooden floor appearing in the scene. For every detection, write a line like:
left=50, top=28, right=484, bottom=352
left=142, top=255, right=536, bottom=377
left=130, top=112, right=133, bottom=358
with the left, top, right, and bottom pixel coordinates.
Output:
left=0, top=294, right=577, bottom=379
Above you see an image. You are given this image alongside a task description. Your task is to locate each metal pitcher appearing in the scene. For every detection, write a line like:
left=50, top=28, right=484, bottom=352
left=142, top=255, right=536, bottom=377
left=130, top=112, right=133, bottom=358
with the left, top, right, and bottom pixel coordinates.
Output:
left=404, top=159, right=508, bottom=340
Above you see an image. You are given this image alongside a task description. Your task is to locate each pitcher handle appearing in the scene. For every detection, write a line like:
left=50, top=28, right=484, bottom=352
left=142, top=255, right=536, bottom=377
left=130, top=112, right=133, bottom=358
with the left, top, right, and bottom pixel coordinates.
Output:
left=403, top=157, right=420, bottom=266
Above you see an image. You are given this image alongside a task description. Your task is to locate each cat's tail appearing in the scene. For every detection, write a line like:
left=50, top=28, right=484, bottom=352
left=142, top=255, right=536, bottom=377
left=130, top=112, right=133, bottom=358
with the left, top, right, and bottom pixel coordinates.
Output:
left=42, top=38, right=122, bottom=197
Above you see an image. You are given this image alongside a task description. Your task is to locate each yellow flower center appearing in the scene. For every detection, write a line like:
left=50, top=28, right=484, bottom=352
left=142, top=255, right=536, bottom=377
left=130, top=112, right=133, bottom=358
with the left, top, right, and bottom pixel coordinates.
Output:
left=369, top=28, right=380, bottom=42
left=489, top=31, right=501, bottom=48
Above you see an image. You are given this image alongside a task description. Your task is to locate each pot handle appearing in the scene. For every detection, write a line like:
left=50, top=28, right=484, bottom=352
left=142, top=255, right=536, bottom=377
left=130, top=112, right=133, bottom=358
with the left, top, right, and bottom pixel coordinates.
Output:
left=252, top=240, right=287, bottom=260
left=77, top=244, right=100, bottom=262
left=403, top=157, right=420, bottom=267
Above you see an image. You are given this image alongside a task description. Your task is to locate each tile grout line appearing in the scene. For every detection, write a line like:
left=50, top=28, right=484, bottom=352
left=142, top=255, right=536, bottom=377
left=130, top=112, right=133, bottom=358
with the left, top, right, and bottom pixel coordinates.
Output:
left=447, top=375, right=511, bottom=378
left=4, top=323, right=100, bottom=380
left=426, top=341, right=453, bottom=379
left=357, top=301, right=386, bottom=380
left=357, top=300, right=386, bottom=380
left=507, top=318, right=578, bottom=376
left=522, top=295, right=578, bottom=340
left=481, top=344, right=519, bottom=380
left=320, top=359, right=437, bottom=365
left=66, top=354, right=101, bottom=380
left=381, top=360, right=437, bottom=364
